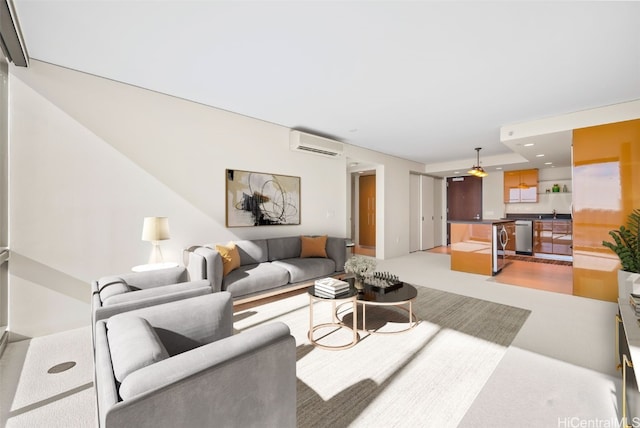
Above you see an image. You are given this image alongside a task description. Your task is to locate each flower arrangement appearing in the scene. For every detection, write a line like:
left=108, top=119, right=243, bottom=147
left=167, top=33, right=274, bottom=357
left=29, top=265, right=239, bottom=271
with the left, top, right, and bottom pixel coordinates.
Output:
left=344, top=256, right=376, bottom=280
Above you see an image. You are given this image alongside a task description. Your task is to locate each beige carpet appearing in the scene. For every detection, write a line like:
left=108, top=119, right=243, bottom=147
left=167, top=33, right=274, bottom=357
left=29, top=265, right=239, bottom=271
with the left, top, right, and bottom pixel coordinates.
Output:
left=234, top=284, right=531, bottom=427
left=0, top=326, right=95, bottom=428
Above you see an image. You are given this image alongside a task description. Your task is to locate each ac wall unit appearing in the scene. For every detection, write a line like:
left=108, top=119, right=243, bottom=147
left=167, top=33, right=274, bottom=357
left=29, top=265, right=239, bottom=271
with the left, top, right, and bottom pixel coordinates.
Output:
left=290, top=130, right=343, bottom=157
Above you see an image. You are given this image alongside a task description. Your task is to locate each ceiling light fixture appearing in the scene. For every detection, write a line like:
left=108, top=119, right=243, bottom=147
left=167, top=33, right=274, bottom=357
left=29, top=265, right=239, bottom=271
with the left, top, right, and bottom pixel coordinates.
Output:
left=467, top=147, right=488, bottom=177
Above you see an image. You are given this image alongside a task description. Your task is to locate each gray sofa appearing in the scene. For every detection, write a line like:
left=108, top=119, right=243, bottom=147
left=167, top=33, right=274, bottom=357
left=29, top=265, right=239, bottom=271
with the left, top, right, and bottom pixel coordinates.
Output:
left=91, top=265, right=211, bottom=326
left=94, top=292, right=296, bottom=428
left=186, top=236, right=347, bottom=300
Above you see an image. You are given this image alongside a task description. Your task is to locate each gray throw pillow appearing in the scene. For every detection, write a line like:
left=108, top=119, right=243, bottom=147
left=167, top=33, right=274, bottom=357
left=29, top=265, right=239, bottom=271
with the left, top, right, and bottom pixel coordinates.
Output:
left=107, top=315, right=169, bottom=383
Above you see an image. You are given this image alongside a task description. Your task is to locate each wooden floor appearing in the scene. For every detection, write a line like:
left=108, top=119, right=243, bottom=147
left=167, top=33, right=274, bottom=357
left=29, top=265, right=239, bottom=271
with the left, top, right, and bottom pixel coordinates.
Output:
left=353, top=244, right=376, bottom=257
left=427, top=246, right=573, bottom=295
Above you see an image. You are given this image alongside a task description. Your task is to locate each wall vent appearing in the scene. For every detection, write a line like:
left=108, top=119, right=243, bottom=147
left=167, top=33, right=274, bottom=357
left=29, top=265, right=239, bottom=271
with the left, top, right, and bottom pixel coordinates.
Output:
left=290, top=130, right=343, bottom=157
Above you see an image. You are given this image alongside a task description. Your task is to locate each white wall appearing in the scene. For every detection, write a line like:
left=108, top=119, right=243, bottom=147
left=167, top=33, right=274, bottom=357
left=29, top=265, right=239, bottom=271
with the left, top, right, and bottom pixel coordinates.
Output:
left=8, top=60, right=425, bottom=337
left=482, top=172, right=505, bottom=220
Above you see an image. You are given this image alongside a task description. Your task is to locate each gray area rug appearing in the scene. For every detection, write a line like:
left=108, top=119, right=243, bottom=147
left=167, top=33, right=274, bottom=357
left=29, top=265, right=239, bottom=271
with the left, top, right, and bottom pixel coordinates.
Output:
left=234, top=285, right=531, bottom=428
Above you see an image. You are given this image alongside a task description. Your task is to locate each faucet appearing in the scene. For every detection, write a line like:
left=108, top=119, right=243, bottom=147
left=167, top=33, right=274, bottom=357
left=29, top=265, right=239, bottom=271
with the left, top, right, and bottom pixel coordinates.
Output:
left=552, top=209, right=556, bottom=219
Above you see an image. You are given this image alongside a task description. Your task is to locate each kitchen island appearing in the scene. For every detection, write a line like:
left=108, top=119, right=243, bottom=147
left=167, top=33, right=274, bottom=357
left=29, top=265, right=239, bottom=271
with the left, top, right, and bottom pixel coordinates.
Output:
left=449, top=219, right=515, bottom=276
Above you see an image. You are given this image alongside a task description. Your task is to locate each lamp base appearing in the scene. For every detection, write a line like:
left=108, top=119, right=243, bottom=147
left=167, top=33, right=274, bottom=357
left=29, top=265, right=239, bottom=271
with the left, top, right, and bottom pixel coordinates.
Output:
left=148, top=242, right=165, bottom=264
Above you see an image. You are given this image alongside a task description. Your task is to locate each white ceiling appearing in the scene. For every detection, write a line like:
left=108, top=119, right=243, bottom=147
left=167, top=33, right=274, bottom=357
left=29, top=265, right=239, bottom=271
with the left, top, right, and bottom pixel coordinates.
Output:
left=11, top=1, right=640, bottom=176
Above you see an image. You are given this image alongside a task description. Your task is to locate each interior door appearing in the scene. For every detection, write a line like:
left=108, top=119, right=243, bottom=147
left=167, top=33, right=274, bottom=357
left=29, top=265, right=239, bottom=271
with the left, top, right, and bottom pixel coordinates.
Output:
left=446, top=176, right=483, bottom=244
left=421, top=175, right=435, bottom=250
left=359, top=175, right=376, bottom=247
left=409, top=174, right=420, bottom=252
left=433, top=178, right=444, bottom=246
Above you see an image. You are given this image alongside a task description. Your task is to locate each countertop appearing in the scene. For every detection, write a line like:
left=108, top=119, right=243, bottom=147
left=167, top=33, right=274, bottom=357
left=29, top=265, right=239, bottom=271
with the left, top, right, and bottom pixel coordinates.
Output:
left=447, top=219, right=515, bottom=225
left=505, top=213, right=572, bottom=221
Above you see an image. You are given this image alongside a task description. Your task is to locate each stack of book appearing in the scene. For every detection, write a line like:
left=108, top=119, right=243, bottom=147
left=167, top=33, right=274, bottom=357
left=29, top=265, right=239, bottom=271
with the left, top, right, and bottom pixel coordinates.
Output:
left=314, top=277, right=350, bottom=298
left=630, top=294, right=640, bottom=316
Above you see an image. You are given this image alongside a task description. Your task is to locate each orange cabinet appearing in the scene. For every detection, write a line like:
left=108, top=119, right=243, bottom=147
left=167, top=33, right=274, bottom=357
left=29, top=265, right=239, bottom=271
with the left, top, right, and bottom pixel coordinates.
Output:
left=534, top=220, right=572, bottom=255
left=552, top=221, right=573, bottom=256
left=572, top=118, right=640, bottom=302
left=534, top=220, right=553, bottom=254
left=504, top=169, right=538, bottom=203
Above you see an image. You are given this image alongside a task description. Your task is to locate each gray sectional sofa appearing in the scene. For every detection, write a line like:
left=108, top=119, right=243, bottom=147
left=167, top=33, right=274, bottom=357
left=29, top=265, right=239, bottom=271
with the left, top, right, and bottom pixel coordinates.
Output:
left=186, top=236, right=347, bottom=300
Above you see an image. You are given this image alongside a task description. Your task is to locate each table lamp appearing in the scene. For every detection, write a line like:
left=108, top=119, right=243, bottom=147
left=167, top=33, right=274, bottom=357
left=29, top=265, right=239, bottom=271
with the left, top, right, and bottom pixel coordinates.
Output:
left=141, top=216, right=170, bottom=264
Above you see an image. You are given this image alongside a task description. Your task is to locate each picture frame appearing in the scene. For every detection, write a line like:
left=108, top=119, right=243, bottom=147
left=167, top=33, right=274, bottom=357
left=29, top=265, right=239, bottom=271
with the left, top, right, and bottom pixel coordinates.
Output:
left=225, top=169, right=301, bottom=227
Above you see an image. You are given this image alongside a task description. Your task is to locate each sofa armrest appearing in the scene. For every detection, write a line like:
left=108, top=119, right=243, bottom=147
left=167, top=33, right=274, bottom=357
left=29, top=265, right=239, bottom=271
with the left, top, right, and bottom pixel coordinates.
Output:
left=105, top=322, right=296, bottom=428
left=115, top=266, right=189, bottom=290
left=95, top=320, right=119, bottom=428
left=186, top=246, right=223, bottom=292
left=92, top=286, right=212, bottom=325
left=326, top=236, right=347, bottom=272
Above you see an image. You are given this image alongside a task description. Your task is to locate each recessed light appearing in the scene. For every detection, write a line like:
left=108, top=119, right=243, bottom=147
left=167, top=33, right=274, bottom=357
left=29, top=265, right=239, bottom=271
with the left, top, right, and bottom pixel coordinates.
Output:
left=350, top=162, right=359, bottom=167
left=349, top=128, right=358, bottom=133
left=544, top=162, right=552, bottom=165
left=536, top=154, right=545, bottom=157
left=495, top=167, right=503, bottom=170
left=524, top=143, right=535, bottom=147
left=453, top=171, right=460, bottom=174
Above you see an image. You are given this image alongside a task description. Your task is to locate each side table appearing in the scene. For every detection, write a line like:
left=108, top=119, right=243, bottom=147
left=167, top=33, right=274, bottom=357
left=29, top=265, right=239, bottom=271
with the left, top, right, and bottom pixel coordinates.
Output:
left=132, top=262, right=179, bottom=272
left=308, top=286, right=359, bottom=350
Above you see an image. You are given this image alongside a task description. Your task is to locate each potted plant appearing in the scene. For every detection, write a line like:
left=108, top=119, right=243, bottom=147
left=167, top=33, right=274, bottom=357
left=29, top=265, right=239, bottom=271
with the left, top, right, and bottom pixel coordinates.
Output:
left=603, top=208, right=640, bottom=297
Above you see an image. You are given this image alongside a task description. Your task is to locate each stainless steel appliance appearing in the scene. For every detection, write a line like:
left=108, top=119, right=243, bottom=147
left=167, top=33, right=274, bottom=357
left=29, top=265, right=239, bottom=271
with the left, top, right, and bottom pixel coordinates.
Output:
left=492, top=223, right=513, bottom=275
left=515, top=220, right=533, bottom=255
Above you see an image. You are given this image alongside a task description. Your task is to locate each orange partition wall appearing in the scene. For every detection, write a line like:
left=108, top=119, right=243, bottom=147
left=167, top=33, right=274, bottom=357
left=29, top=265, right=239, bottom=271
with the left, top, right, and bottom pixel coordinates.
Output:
left=572, top=119, right=640, bottom=302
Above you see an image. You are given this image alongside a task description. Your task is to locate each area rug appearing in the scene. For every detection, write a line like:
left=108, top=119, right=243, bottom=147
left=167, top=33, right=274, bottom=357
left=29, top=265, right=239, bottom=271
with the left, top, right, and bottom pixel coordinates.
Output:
left=233, top=285, right=531, bottom=428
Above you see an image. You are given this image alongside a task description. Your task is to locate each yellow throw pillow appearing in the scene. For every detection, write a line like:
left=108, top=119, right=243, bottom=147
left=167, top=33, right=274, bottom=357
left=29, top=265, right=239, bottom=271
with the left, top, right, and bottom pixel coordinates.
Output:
left=300, top=235, right=328, bottom=258
left=215, top=241, right=241, bottom=276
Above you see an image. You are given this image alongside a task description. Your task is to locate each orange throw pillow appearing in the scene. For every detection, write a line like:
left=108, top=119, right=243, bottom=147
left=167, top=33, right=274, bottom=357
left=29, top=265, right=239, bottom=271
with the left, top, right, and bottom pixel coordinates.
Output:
left=300, top=235, right=328, bottom=258
left=215, top=241, right=241, bottom=276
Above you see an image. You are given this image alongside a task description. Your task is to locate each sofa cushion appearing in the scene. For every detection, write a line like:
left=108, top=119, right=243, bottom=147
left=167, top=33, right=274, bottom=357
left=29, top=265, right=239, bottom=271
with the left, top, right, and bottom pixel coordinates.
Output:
left=300, top=235, right=328, bottom=258
left=102, top=280, right=211, bottom=306
left=272, top=258, right=336, bottom=283
left=97, top=276, right=130, bottom=302
left=216, top=242, right=241, bottom=276
left=222, top=263, right=290, bottom=297
left=235, top=239, right=269, bottom=265
left=107, top=315, right=169, bottom=383
left=267, top=237, right=301, bottom=261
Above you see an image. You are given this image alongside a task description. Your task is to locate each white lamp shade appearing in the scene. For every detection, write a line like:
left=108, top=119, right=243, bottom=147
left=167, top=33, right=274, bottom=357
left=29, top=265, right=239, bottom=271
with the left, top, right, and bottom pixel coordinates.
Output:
left=141, top=217, right=170, bottom=241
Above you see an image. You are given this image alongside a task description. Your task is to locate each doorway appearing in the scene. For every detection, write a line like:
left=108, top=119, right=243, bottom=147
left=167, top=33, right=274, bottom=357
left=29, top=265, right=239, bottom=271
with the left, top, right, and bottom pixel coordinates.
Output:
left=446, top=176, right=482, bottom=244
left=410, top=174, right=443, bottom=251
left=357, top=174, right=376, bottom=255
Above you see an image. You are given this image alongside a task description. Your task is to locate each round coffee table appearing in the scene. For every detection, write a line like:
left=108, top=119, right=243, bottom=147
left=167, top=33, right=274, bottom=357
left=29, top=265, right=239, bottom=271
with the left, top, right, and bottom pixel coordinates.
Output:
left=356, top=283, right=418, bottom=334
left=307, top=286, right=360, bottom=350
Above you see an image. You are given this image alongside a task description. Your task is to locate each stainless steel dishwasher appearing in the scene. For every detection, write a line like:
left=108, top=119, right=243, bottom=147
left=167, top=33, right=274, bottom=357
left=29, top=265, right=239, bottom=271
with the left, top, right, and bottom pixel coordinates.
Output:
left=515, top=220, right=533, bottom=255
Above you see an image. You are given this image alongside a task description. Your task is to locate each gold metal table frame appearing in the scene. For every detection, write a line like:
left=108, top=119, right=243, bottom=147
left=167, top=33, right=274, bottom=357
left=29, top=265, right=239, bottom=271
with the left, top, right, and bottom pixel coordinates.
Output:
left=308, top=292, right=360, bottom=350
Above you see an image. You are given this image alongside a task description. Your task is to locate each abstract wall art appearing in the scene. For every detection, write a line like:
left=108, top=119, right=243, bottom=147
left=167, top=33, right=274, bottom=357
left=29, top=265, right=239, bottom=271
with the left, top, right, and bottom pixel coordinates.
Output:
left=226, top=169, right=301, bottom=227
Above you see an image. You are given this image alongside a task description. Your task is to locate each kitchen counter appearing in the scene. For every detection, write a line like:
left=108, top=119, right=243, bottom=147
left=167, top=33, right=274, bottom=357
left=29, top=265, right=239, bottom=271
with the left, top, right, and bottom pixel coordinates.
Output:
left=449, top=220, right=514, bottom=275
left=448, top=219, right=515, bottom=225
left=505, top=213, right=572, bottom=220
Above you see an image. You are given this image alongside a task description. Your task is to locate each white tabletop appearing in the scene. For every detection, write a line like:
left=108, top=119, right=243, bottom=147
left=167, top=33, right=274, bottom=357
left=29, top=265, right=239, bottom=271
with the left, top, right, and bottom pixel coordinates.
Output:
left=132, top=262, right=179, bottom=272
